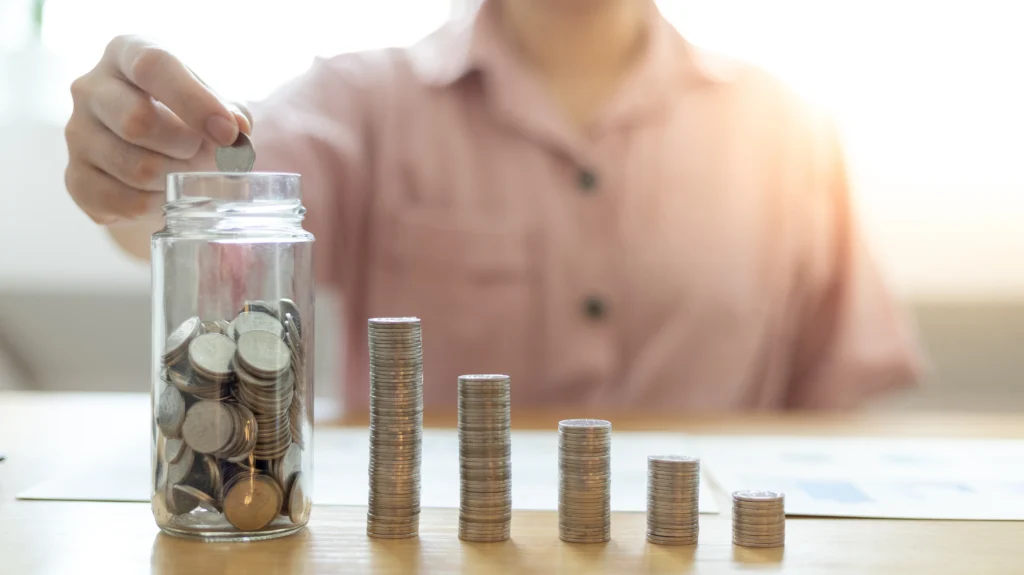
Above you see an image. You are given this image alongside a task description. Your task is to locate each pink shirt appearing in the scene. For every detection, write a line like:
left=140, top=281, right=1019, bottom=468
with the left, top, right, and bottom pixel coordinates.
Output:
left=251, top=1, right=923, bottom=412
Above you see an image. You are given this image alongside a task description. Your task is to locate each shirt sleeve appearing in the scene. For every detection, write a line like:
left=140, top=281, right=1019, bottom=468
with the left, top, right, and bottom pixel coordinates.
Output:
left=785, top=117, right=927, bottom=409
left=248, top=54, right=374, bottom=290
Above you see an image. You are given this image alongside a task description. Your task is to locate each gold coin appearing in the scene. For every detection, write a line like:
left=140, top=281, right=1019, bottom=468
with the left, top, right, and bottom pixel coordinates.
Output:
left=223, top=474, right=282, bottom=531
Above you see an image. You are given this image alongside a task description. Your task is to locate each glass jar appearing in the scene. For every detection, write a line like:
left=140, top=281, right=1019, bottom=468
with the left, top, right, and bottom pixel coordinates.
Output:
left=150, top=172, right=314, bottom=540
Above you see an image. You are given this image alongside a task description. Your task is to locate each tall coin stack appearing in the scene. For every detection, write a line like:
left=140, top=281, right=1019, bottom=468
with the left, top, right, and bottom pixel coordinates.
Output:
left=457, top=374, right=512, bottom=542
left=366, top=317, right=424, bottom=539
left=732, top=490, right=786, bottom=548
left=646, top=455, right=700, bottom=545
left=558, top=419, right=612, bottom=543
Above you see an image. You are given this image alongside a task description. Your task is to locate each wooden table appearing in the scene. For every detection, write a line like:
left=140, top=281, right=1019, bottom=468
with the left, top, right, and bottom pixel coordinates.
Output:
left=1, top=392, right=1022, bottom=574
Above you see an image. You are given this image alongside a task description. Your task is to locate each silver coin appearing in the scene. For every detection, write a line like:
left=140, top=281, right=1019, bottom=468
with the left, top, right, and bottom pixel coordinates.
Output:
left=648, top=454, right=700, bottom=465
left=230, top=311, right=284, bottom=340
left=188, top=333, right=236, bottom=379
left=156, top=385, right=186, bottom=438
left=276, top=443, right=303, bottom=488
left=733, top=490, right=784, bottom=502
left=733, top=536, right=778, bottom=544
left=279, top=298, right=301, bottom=332
left=173, top=484, right=221, bottom=513
left=239, top=300, right=279, bottom=318
left=288, top=471, right=308, bottom=524
left=200, top=320, right=223, bottom=335
left=237, top=329, right=292, bottom=376
left=559, top=418, right=612, bottom=430
left=215, top=131, right=255, bottom=173
left=167, top=446, right=195, bottom=485
left=647, top=534, right=698, bottom=546
left=368, top=316, right=421, bottom=326
left=165, top=437, right=187, bottom=464
left=181, top=401, right=236, bottom=455
left=164, top=316, right=201, bottom=363
left=733, top=533, right=787, bottom=543
left=166, top=482, right=197, bottom=515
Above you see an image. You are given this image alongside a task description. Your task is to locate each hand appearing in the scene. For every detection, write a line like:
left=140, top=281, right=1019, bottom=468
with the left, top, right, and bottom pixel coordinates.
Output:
left=65, top=35, right=252, bottom=225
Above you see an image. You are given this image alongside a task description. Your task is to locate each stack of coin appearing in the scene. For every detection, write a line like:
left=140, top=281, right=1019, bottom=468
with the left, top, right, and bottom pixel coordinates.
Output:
left=457, top=374, right=512, bottom=542
left=280, top=298, right=306, bottom=447
left=181, top=400, right=259, bottom=461
left=233, top=329, right=294, bottom=460
left=187, top=333, right=238, bottom=400
left=646, top=455, right=700, bottom=545
left=154, top=301, right=311, bottom=533
left=732, top=490, right=786, bottom=548
left=366, top=317, right=423, bottom=539
left=558, top=419, right=612, bottom=543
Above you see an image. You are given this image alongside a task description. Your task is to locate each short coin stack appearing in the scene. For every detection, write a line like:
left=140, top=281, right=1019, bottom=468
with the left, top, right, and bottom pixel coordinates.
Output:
left=457, top=374, right=512, bottom=542
left=646, top=455, right=700, bottom=545
left=558, top=419, right=612, bottom=543
left=732, top=490, right=786, bottom=548
left=366, top=317, right=424, bottom=539
left=234, top=329, right=294, bottom=460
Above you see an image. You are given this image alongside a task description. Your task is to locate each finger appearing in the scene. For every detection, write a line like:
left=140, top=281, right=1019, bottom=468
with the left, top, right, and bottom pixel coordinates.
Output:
left=78, top=117, right=194, bottom=192
left=106, top=35, right=239, bottom=146
left=65, top=162, right=165, bottom=224
left=88, top=77, right=203, bottom=160
left=232, top=102, right=253, bottom=134
left=185, top=66, right=252, bottom=135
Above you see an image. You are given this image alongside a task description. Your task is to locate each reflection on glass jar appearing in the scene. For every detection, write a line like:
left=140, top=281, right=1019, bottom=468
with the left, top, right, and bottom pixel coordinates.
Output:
left=150, top=172, right=314, bottom=541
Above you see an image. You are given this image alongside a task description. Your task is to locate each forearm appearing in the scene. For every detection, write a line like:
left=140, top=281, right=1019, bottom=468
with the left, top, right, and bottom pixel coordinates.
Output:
left=107, top=219, right=163, bottom=262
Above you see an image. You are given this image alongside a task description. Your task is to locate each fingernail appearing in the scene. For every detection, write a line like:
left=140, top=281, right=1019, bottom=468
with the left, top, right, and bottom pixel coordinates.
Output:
left=206, top=115, right=238, bottom=146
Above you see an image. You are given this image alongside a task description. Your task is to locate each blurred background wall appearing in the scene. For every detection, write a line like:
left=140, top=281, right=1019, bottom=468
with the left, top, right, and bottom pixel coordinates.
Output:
left=0, top=0, right=1021, bottom=413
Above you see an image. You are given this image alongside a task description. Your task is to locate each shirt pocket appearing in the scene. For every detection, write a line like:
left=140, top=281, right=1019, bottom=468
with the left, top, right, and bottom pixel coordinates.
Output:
left=369, top=209, right=535, bottom=401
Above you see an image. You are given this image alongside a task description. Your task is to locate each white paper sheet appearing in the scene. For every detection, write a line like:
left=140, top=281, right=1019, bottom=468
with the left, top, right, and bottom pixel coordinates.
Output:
left=698, top=435, right=1024, bottom=520
left=18, top=428, right=718, bottom=513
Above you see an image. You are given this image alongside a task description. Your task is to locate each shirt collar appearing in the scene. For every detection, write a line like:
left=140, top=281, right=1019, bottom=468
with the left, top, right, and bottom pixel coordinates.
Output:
left=409, top=0, right=734, bottom=90
left=408, top=1, right=735, bottom=163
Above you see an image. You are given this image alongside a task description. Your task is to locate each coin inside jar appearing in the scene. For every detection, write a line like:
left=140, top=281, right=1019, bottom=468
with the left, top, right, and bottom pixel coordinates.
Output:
left=172, top=484, right=220, bottom=513
left=166, top=446, right=195, bottom=486
left=230, top=311, right=284, bottom=340
left=163, top=316, right=200, bottom=364
left=236, top=329, right=291, bottom=377
left=181, top=401, right=236, bottom=455
left=188, top=333, right=237, bottom=380
left=279, top=298, right=301, bottom=333
left=274, top=443, right=302, bottom=489
left=288, top=472, right=308, bottom=524
left=165, top=437, right=187, bottom=464
left=223, top=474, right=283, bottom=531
left=156, top=385, right=186, bottom=438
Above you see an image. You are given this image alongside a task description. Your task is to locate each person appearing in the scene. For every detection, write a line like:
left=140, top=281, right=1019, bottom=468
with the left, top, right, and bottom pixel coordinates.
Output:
left=63, top=0, right=923, bottom=412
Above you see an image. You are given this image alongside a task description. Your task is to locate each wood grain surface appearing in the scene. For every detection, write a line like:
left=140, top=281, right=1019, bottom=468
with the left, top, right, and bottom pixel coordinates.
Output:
left=1, top=392, right=1022, bottom=574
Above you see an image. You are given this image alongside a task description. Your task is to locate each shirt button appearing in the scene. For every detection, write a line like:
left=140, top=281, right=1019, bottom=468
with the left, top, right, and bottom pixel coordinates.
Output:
left=577, top=169, right=598, bottom=192
left=583, top=296, right=607, bottom=320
